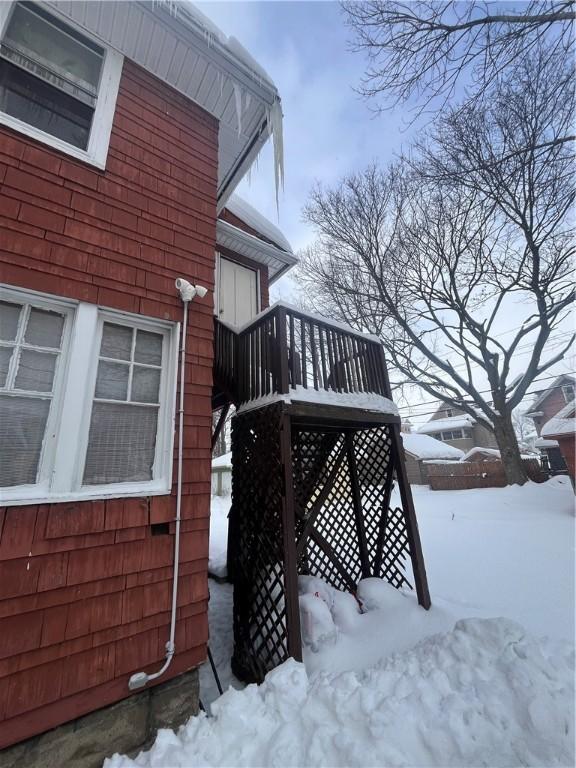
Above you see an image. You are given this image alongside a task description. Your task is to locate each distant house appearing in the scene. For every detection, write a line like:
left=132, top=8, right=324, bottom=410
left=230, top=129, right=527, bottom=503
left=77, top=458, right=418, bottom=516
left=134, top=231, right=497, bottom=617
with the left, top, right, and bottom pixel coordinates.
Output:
left=540, top=401, right=576, bottom=488
left=417, top=404, right=497, bottom=452
left=401, top=433, right=463, bottom=485
left=526, top=375, right=575, bottom=473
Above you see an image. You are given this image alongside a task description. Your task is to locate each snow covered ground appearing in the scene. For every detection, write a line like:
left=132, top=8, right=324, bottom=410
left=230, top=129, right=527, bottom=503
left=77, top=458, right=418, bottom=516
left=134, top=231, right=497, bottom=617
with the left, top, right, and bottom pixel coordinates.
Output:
left=106, top=478, right=575, bottom=768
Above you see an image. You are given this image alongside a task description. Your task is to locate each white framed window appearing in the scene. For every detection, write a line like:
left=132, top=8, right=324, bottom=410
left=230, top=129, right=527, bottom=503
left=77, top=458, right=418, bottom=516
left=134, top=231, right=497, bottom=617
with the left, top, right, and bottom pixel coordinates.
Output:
left=0, top=1, right=123, bottom=168
left=0, top=286, right=179, bottom=506
left=562, top=383, right=574, bottom=403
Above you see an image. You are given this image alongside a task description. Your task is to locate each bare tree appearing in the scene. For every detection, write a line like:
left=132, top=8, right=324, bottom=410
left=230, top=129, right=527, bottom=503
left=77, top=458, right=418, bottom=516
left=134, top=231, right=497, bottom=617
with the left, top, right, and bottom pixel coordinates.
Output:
left=298, top=55, right=574, bottom=485
left=343, top=0, right=575, bottom=118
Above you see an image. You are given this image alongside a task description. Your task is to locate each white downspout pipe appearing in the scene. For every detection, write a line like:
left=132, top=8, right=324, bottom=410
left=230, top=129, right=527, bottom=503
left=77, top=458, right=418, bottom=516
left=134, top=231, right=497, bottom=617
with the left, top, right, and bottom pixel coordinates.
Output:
left=128, top=279, right=208, bottom=691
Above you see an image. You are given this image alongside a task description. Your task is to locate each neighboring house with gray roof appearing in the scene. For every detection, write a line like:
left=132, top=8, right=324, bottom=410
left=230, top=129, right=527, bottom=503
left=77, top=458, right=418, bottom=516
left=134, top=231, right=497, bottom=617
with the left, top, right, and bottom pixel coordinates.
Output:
left=417, top=404, right=497, bottom=452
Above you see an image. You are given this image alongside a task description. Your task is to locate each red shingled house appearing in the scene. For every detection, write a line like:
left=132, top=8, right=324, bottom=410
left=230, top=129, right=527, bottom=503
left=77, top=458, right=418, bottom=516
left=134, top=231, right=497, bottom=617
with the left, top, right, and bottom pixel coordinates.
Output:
left=0, top=1, right=295, bottom=761
left=0, top=2, right=430, bottom=763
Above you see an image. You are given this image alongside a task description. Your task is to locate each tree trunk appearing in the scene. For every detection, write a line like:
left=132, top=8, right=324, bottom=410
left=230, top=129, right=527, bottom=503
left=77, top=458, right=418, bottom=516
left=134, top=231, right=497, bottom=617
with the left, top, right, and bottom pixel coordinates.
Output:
left=492, top=411, right=529, bottom=485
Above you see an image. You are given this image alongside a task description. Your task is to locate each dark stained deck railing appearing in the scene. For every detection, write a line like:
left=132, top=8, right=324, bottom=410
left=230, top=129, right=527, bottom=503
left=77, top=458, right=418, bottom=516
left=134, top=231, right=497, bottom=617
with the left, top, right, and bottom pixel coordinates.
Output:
left=214, top=304, right=391, bottom=407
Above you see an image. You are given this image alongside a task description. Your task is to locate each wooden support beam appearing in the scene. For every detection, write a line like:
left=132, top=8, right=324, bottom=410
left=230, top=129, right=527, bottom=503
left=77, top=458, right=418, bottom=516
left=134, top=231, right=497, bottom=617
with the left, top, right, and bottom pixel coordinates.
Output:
left=345, top=432, right=371, bottom=579
left=279, top=412, right=303, bottom=662
left=389, top=424, right=431, bottom=609
left=211, top=402, right=230, bottom=452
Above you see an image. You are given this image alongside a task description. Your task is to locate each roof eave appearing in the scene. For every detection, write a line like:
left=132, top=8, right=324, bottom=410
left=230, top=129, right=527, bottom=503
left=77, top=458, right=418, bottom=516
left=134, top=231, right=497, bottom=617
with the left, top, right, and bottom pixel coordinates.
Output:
left=216, top=219, right=298, bottom=281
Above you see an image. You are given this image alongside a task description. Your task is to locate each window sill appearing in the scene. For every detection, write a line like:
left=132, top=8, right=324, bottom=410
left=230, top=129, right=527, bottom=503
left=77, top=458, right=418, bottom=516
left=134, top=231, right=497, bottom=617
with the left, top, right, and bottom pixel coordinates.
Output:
left=0, top=481, right=172, bottom=508
left=0, top=111, right=107, bottom=169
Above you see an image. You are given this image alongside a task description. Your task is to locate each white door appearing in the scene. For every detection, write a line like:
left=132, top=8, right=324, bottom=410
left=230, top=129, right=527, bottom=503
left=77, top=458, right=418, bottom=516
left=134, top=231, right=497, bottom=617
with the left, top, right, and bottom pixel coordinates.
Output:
left=218, top=257, right=259, bottom=327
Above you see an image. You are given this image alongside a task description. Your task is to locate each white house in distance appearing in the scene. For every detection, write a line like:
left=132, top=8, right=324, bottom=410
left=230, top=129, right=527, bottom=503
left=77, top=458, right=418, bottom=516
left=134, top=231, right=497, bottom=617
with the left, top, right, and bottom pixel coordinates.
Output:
left=417, top=403, right=497, bottom=452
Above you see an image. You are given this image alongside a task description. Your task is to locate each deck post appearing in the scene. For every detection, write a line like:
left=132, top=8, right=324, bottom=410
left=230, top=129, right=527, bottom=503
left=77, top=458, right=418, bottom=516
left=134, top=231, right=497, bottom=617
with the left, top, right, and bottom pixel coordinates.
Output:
left=276, top=306, right=290, bottom=395
left=345, top=431, right=371, bottom=579
left=279, top=410, right=303, bottom=662
left=389, top=424, right=431, bottom=609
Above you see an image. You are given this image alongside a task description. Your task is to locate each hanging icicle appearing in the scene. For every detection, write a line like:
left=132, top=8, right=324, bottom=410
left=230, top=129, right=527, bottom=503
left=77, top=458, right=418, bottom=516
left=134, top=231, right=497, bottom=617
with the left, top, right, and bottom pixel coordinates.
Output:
left=267, top=99, right=285, bottom=215
left=233, top=83, right=243, bottom=138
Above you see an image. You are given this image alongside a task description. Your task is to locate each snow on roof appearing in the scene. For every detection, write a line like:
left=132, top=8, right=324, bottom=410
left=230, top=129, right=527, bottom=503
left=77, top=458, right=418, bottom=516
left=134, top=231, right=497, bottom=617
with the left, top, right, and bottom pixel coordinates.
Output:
left=462, top=447, right=501, bottom=461
left=541, top=400, right=576, bottom=438
left=212, top=452, right=232, bottom=469
left=401, top=433, right=464, bottom=461
left=417, top=414, right=476, bottom=434
left=526, top=374, right=575, bottom=414
left=535, top=437, right=560, bottom=449
left=225, top=195, right=293, bottom=254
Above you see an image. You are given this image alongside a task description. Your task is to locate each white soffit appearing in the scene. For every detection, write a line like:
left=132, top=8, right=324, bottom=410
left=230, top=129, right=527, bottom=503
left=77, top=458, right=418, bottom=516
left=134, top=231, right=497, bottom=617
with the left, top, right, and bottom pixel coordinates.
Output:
left=46, top=0, right=282, bottom=208
left=217, top=219, right=298, bottom=283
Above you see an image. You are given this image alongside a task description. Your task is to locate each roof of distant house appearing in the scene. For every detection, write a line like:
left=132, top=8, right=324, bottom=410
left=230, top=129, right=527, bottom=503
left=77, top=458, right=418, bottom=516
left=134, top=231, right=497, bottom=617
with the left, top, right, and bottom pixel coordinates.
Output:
left=417, top=414, right=476, bottom=435
left=541, top=400, right=576, bottom=438
left=526, top=374, right=575, bottom=415
left=401, top=433, right=464, bottom=460
left=212, top=452, right=232, bottom=469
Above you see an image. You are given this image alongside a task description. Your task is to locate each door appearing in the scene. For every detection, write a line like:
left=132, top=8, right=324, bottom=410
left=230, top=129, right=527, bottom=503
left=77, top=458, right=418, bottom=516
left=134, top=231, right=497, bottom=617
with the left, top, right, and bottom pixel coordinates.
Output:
left=218, top=257, right=259, bottom=327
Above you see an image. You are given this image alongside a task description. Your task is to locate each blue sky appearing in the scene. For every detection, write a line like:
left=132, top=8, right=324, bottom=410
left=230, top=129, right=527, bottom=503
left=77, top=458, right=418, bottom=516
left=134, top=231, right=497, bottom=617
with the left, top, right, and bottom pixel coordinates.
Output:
left=198, top=1, right=574, bottom=422
left=199, top=1, right=422, bottom=261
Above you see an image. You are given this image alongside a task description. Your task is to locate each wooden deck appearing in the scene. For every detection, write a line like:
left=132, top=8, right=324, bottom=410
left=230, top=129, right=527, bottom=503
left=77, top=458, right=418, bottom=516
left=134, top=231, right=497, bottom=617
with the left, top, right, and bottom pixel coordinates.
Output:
left=213, top=304, right=392, bottom=410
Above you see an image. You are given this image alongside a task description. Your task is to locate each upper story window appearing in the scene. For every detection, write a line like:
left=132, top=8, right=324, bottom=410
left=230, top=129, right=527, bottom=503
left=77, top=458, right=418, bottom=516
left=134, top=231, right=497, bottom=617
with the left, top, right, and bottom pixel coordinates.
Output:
left=0, top=1, right=123, bottom=167
left=0, top=286, right=178, bottom=506
left=444, top=408, right=454, bottom=418
left=562, top=383, right=574, bottom=403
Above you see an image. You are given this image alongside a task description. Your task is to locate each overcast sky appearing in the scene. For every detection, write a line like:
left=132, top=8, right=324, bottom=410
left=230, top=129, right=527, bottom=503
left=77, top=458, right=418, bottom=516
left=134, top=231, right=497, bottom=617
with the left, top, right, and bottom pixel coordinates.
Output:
left=198, top=1, right=574, bottom=424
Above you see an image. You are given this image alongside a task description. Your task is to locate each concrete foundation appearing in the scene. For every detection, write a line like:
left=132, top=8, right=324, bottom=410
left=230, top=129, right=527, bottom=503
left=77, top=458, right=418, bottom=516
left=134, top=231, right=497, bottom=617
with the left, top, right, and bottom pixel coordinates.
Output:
left=0, top=669, right=199, bottom=768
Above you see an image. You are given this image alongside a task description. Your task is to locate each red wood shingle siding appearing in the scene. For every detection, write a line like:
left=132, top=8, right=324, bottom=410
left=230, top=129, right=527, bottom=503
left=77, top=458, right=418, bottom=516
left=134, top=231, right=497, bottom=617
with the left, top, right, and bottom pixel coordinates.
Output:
left=0, top=59, right=218, bottom=748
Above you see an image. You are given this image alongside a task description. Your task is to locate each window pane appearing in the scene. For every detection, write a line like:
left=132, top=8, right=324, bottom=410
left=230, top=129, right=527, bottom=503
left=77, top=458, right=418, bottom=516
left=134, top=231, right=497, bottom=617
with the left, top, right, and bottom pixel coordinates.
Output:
left=0, top=395, right=50, bottom=486
left=25, top=307, right=64, bottom=348
left=14, top=349, right=57, bottom=392
left=0, top=59, right=92, bottom=149
left=95, top=360, right=129, bottom=400
left=131, top=366, right=161, bottom=404
left=100, top=323, right=133, bottom=361
left=0, top=301, right=21, bottom=341
left=0, top=347, right=13, bottom=387
left=5, top=3, right=103, bottom=92
left=83, top=403, right=158, bottom=485
left=134, top=330, right=163, bottom=366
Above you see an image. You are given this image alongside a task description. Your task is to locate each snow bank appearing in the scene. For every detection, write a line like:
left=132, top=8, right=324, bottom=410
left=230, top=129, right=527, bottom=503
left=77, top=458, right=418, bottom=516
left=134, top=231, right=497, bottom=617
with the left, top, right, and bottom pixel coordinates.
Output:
left=208, top=496, right=229, bottom=579
left=105, top=617, right=574, bottom=768
left=401, top=432, right=464, bottom=460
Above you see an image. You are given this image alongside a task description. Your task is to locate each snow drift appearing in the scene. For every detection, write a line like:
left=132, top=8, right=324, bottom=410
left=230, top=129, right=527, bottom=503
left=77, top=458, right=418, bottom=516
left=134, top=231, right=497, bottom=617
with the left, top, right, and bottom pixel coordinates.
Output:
left=106, top=615, right=574, bottom=768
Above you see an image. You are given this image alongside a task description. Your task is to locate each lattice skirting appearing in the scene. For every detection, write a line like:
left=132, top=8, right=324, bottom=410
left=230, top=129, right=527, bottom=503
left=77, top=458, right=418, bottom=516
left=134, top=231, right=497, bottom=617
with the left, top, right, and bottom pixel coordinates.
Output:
left=229, top=405, right=429, bottom=684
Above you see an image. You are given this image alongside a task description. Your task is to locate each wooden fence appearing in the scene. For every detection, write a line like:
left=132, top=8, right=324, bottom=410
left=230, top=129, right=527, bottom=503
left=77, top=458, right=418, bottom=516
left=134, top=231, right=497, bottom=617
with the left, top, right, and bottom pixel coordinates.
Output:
left=425, top=459, right=544, bottom=490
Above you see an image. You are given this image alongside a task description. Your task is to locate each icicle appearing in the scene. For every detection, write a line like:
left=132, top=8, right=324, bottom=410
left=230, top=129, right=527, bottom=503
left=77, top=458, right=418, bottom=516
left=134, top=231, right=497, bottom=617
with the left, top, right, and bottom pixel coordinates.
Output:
left=267, top=99, right=284, bottom=215
left=233, top=83, right=243, bottom=138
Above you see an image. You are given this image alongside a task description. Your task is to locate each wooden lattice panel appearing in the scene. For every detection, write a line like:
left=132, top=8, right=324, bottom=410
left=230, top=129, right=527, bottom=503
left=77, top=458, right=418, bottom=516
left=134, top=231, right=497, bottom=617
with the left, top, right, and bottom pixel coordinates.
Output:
left=229, top=404, right=290, bottom=683
left=229, top=412, right=426, bottom=684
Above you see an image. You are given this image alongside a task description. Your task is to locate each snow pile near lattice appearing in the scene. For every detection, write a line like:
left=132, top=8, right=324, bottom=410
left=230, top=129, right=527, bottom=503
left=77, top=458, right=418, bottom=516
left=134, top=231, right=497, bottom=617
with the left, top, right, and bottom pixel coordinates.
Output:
left=106, top=614, right=574, bottom=768
left=401, top=432, right=464, bottom=460
left=542, top=401, right=576, bottom=438
left=238, top=386, right=399, bottom=416
left=225, top=195, right=293, bottom=253
left=417, top=414, right=476, bottom=434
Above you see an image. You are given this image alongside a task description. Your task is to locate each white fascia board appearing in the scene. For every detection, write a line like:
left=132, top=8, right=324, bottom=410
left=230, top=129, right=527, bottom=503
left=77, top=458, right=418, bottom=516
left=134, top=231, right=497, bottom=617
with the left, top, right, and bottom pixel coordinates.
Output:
left=216, top=219, right=298, bottom=281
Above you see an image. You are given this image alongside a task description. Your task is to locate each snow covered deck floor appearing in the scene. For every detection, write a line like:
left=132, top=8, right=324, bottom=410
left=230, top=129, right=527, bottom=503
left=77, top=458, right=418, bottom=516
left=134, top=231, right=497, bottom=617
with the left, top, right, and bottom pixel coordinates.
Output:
left=214, top=303, right=394, bottom=417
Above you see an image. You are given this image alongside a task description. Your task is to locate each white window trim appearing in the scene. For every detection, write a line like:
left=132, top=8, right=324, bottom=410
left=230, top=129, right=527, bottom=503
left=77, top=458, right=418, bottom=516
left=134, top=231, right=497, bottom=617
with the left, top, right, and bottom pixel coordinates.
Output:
left=0, top=2, right=123, bottom=169
left=0, top=286, right=179, bottom=506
